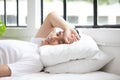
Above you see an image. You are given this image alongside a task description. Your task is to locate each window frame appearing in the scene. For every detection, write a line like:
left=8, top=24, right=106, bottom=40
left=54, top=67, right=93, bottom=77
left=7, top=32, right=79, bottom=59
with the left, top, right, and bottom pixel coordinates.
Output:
left=41, top=0, right=120, bottom=28
left=1, top=0, right=27, bottom=27
left=0, top=0, right=40, bottom=39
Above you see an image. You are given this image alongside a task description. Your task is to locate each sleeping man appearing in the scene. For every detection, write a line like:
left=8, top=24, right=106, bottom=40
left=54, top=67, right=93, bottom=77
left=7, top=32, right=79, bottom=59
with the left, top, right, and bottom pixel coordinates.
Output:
left=0, top=12, right=80, bottom=77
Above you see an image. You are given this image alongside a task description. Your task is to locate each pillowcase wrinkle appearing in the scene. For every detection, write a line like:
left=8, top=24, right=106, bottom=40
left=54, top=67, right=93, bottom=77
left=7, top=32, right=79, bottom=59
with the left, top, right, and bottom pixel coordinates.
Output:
left=39, top=33, right=99, bottom=67
left=44, top=50, right=114, bottom=73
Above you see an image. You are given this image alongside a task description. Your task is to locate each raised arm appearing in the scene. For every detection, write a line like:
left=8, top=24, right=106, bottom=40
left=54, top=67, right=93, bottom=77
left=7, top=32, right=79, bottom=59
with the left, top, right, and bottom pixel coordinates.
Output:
left=35, top=12, right=80, bottom=44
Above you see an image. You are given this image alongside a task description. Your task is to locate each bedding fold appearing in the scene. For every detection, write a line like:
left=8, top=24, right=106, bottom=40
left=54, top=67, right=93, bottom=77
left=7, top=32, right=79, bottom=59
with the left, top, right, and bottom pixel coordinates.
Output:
left=44, top=50, right=114, bottom=73
left=39, top=33, right=99, bottom=67
left=39, top=33, right=113, bottom=73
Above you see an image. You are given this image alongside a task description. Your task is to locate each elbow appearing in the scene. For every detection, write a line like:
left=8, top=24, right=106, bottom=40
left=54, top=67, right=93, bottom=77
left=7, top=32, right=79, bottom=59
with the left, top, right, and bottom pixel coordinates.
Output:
left=47, top=11, right=58, bottom=20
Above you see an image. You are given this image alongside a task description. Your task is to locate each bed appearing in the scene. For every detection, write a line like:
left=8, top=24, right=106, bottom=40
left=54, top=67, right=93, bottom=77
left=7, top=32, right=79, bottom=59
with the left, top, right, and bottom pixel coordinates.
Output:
left=0, top=30, right=120, bottom=80
left=0, top=71, right=120, bottom=80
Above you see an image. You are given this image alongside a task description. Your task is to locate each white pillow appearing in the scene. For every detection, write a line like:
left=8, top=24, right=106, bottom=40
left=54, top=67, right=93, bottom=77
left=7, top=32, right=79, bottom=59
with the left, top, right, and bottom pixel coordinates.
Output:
left=39, top=33, right=99, bottom=67
left=44, top=50, right=114, bottom=73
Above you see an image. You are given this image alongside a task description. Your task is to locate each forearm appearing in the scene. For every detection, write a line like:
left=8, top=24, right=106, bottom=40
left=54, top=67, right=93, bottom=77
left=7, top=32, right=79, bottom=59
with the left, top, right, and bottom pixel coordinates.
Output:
left=35, top=12, right=70, bottom=38
left=0, top=65, right=11, bottom=77
left=48, top=12, right=70, bottom=31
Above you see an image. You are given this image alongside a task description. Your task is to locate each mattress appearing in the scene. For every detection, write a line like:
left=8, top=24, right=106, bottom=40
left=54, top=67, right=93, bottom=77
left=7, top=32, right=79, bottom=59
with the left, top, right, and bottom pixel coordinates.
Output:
left=0, top=71, right=120, bottom=80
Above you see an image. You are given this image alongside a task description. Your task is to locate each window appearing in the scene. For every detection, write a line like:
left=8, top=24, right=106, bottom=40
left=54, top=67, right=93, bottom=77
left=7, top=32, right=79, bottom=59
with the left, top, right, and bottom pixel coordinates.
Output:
left=87, top=16, right=93, bottom=25
left=0, top=15, right=4, bottom=22
left=67, top=16, right=78, bottom=24
left=7, top=15, right=17, bottom=25
left=98, top=0, right=120, bottom=26
left=0, top=0, right=27, bottom=27
left=41, top=0, right=120, bottom=28
left=42, top=0, right=63, bottom=23
left=116, top=16, right=120, bottom=24
left=98, top=16, right=108, bottom=25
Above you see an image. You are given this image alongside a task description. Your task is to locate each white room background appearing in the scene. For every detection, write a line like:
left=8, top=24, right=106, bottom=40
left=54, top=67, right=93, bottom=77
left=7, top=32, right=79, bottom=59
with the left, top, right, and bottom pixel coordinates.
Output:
left=0, top=0, right=120, bottom=75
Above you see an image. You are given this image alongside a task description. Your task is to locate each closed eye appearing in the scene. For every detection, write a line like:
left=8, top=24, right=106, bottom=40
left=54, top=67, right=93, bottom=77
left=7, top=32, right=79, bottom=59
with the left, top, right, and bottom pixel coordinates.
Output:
left=56, top=31, right=61, bottom=36
left=56, top=33, right=59, bottom=36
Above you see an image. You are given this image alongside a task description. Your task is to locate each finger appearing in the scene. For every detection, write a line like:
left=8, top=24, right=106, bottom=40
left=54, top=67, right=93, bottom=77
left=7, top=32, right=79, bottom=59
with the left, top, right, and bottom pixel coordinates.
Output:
left=72, top=34, right=78, bottom=42
left=72, top=30, right=80, bottom=40
left=67, top=37, right=74, bottom=44
left=66, top=35, right=74, bottom=44
left=74, top=36, right=78, bottom=41
left=71, top=34, right=79, bottom=41
left=74, top=33, right=80, bottom=40
left=75, top=35, right=80, bottom=40
left=64, top=37, right=70, bottom=44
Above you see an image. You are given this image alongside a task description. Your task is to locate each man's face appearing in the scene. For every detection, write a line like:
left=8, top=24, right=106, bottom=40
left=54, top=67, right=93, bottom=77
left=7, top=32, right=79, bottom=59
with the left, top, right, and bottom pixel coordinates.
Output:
left=42, top=31, right=65, bottom=45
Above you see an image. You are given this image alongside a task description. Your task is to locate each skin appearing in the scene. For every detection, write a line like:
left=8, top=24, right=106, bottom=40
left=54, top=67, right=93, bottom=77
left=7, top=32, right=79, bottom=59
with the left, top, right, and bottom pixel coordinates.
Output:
left=35, top=12, right=80, bottom=46
left=0, top=12, right=80, bottom=77
left=0, top=65, right=11, bottom=77
left=41, top=31, right=79, bottom=45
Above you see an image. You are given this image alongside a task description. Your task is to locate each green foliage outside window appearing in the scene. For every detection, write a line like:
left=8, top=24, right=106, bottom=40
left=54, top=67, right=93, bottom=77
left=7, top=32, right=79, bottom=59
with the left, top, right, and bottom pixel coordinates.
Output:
left=0, top=20, right=6, bottom=36
left=45, top=0, right=120, bottom=5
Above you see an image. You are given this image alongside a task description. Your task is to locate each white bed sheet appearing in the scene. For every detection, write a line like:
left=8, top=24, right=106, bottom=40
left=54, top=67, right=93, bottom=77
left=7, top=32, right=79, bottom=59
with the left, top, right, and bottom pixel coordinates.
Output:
left=0, top=71, right=120, bottom=80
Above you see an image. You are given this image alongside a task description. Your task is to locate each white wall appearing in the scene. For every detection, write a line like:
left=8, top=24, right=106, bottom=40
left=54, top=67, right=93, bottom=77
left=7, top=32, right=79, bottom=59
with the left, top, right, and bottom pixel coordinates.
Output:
left=78, top=28, right=120, bottom=75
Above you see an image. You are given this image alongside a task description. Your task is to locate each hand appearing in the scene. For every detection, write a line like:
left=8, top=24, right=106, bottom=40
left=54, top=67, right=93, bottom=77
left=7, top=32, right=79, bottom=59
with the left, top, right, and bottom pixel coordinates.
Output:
left=63, top=27, right=80, bottom=44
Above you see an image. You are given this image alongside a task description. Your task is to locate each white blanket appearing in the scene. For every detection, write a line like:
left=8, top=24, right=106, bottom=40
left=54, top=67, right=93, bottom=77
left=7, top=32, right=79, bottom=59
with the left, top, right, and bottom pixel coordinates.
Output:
left=1, top=71, right=120, bottom=80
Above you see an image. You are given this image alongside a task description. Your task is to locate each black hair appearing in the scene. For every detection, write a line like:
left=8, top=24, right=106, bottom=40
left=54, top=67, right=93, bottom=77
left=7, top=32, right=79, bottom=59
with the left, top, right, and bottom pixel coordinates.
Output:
left=74, top=28, right=81, bottom=37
